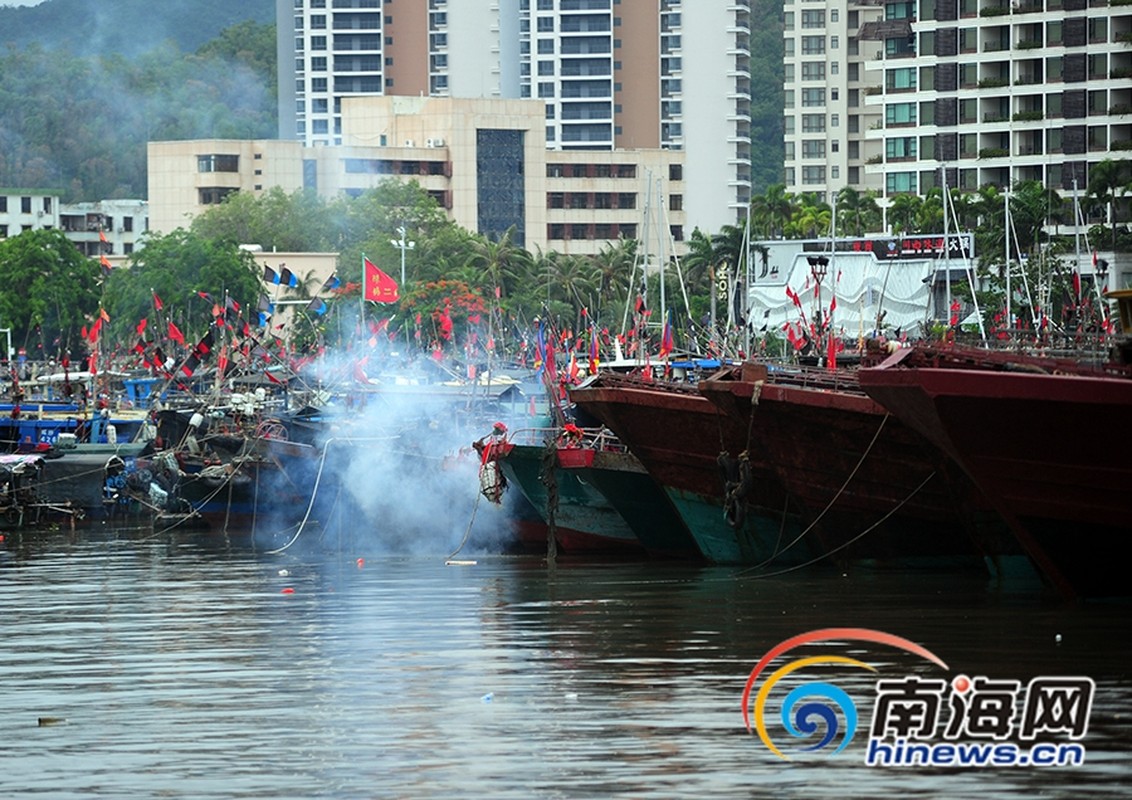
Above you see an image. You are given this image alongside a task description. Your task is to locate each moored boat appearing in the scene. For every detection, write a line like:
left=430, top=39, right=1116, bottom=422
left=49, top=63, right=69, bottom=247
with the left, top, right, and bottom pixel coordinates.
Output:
left=490, top=427, right=645, bottom=555
left=859, top=342, right=1132, bottom=598
left=699, top=360, right=1022, bottom=575
left=569, top=373, right=809, bottom=567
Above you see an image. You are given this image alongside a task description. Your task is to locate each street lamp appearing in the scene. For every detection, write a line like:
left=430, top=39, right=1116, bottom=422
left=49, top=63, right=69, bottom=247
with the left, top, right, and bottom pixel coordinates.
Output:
left=390, top=225, right=416, bottom=287
left=807, top=255, right=829, bottom=324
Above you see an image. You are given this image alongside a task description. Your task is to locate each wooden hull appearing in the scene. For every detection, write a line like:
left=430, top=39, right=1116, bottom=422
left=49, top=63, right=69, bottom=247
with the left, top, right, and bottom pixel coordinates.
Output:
left=569, top=377, right=811, bottom=567
left=497, top=443, right=644, bottom=554
left=699, top=364, right=1016, bottom=572
left=859, top=347, right=1132, bottom=597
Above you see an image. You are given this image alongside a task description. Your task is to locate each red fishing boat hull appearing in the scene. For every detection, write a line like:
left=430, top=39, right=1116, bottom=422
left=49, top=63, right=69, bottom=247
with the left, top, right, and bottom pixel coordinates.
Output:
left=860, top=348, right=1132, bottom=597
left=569, top=376, right=812, bottom=566
left=699, top=363, right=1015, bottom=571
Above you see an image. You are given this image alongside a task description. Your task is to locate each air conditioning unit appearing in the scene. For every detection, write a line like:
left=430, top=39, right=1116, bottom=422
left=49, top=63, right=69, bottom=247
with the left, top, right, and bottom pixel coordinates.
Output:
left=432, top=137, right=445, bottom=147
left=404, top=139, right=415, bottom=147
left=426, top=138, right=435, bottom=147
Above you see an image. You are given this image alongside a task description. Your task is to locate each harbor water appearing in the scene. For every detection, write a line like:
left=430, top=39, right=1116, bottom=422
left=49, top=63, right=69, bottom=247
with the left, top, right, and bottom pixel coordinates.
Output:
left=1, top=525, right=1129, bottom=798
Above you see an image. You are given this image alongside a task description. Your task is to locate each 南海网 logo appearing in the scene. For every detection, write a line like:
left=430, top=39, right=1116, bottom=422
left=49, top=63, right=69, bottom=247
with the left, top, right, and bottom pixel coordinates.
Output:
left=742, top=627, right=1093, bottom=767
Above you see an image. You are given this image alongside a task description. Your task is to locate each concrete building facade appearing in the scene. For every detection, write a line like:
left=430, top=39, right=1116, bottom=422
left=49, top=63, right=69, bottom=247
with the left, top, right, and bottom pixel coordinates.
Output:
left=148, top=97, right=685, bottom=257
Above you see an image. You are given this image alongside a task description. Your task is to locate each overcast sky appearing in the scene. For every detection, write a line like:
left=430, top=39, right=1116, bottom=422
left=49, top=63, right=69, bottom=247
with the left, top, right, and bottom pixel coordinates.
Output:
left=0, top=1, right=47, bottom=6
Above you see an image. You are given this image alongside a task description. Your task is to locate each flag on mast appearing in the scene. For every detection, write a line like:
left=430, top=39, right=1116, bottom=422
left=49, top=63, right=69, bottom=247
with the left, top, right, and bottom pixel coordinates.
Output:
left=363, top=256, right=399, bottom=303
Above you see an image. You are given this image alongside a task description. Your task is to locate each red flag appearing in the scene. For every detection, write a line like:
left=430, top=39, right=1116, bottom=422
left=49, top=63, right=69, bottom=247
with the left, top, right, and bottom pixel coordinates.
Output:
left=99, top=254, right=112, bottom=276
left=136, top=318, right=147, bottom=336
left=168, top=321, right=185, bottom=345
left=363, top=256, right=399, bottom=303
left=659, top=315, right=674, bottom=358
left=153, top=292, right=163, bottom=311
left=99, top=229, right=108, bottom=244
left=265, top=369, right=283, bottom=385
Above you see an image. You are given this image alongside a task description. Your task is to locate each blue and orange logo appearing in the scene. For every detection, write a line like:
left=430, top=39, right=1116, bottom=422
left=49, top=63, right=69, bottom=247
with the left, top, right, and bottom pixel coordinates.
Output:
left=741, top=627, right=948, bottom=760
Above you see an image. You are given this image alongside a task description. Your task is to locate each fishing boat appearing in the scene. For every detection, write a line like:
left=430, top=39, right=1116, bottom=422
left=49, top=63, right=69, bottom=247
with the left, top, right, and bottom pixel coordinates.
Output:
left=699, top=361, right=1023, bottom=575
left=568, top=373, right=809, bottom=567
left=555, top=427, right=702, bottom=560
left=485, top=425, right=645, bottom=555
left=858, top=341, right=1132, bottom=598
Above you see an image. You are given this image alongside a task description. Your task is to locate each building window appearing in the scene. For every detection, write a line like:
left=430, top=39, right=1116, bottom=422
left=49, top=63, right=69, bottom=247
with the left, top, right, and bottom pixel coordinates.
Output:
left=801, top=36, right=825, bottom=55
left=802, top=140, right=826, bottom=159
left=21, top=196, right=32, bottom=213
left=197, top=154, right=239, bottom=172
left=802, top=165, right=826, bottom=184
left=801, top=9, right=824, bottom=28
left=802, top=114, right=825, bottom=132
left=802, top=62, right=826, bottom=81
left=199, top=187, right=237, bottom=205
left=885, top=172, right=917, bottom=194
left=477, top=129, right=526, bottom=246
left=312, top=36, right=326, bottom=50
left=801, top=88, right=825, bottom=107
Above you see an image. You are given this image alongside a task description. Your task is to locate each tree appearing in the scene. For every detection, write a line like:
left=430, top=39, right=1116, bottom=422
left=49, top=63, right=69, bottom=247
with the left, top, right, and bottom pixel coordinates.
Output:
left=835, top=187, right=882, bottom=237
left=887, top=194, right=923, bottom=235
left=588, top=237, right=636, bottom=323
left=0, top=229, right=101, bottom=356
left=784, top=194, right=832, bottom=239
left=750, top=184, right=797, bottom=239
left=192, top=187, right=338, bottom=252
left=102, top=229, right=263, bottom=343
left=464, top=225, right=531, bottom=303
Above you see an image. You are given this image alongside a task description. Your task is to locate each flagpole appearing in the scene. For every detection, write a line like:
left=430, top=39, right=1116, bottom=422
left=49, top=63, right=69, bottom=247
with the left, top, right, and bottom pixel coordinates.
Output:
left=360, top=253, right=368, bottom=332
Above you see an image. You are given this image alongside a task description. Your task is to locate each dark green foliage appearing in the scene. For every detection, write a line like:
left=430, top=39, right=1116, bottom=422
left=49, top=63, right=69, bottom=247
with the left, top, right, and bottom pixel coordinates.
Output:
left=102, top=229, right=263, bottom=344
left=0, top=17, right=277, bottom=201
left=0, top=228, right=101, bottom=354
left=0, top=0, right=274, bottom=58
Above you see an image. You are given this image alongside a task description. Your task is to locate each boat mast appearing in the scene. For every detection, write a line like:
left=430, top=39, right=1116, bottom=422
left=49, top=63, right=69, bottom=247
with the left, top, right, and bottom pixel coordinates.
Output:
left=1005, top=190, right=1012, bottom=337
left=942, top=165, right=951, bottom=329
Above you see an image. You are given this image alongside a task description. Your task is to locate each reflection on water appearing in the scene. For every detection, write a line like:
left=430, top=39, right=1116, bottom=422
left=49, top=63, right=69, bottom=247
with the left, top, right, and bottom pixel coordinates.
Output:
left=0, top=527, right=1128, bottom=798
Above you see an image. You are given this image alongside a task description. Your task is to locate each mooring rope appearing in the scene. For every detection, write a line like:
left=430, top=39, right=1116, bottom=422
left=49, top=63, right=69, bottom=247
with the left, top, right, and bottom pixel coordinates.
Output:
left=743, top=413, right=891, bottom=566
left=733, top=470, right=937, bottom=580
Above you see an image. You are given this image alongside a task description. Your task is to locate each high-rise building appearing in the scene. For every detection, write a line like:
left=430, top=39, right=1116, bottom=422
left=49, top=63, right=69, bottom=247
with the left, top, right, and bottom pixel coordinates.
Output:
left=784, top=0, right=1131, bottom=207
left=278, top=0, right=752, bottom=234
left=782, top=0, right=885, bottom=203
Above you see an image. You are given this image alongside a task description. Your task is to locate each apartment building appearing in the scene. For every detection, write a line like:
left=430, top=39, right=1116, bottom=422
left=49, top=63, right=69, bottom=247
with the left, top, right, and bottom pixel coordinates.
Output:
left=786, top=0, right=1131, bottom=204
left=783, top=0, right=886, bottom=202
left=0, top=192, right=147, bottom=264
left=278, top=0, right=748, bottom=234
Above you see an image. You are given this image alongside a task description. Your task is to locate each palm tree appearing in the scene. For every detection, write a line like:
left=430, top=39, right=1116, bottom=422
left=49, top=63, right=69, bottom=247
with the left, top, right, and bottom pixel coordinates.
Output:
left=1086, top=158, right=1132, bottom=252
left=465, top=224, right=529, bottom=301
left=750, top=184, right=797, bottom=239
left=887, top=193, right=923, bottom=235
left=588, top=238, right=636, bottom=323
left=835, top=187, right=882, bottom=237
left=784, top=194, right=832, bottom=239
